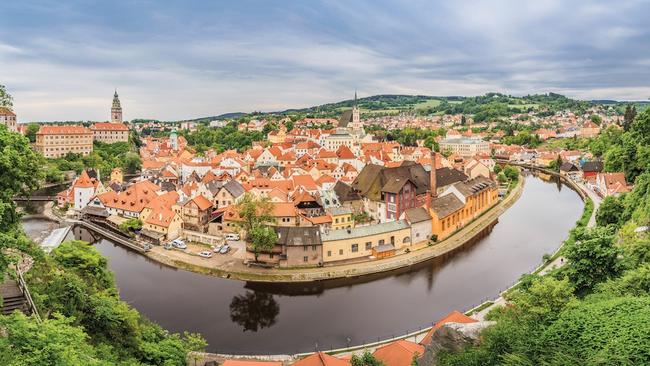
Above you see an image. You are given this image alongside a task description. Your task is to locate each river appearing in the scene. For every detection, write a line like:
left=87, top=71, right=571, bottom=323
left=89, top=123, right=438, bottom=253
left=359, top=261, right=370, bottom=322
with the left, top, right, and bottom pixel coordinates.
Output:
left=21, top=173, right=583, bottom=354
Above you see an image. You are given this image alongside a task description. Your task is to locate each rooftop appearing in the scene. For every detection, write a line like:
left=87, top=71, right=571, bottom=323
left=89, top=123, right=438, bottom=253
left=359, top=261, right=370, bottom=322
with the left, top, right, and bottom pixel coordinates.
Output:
left=322, top=220, right=410, bottom=241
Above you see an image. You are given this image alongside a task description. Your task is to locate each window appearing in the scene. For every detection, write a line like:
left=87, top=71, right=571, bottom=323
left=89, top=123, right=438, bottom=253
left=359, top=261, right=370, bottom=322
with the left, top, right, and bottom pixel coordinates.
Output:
left=327, top=250, right=331, bottom=257
left=351, top=244, right=358, bottom=252
left=303, top=245, right=308, bottom=251
left=339, top=249, right=343, bottom=255
left=303, top=256, right=308, bottom=262
left=312, top=245, right=317, bottom=251
left=378, top=239, right=385, bottom=246
left=365, top=242, right=372, bottom=250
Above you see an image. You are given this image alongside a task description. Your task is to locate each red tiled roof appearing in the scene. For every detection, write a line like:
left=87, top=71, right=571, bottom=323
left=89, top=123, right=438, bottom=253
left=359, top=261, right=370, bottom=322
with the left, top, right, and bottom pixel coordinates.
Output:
left=293, top=352, right=350, bottom=366
left=420, top=310, right=477, bottom=345
left=37, top=125, right=92, bottom=135
left=91, top=122, right=129, bottom=131
left=373, top=340, right=425, bottom=366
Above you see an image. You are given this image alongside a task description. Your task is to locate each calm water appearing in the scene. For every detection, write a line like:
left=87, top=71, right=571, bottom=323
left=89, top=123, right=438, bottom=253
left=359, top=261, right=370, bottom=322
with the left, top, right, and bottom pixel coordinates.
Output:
left=22, top=174, right=583, bottom=354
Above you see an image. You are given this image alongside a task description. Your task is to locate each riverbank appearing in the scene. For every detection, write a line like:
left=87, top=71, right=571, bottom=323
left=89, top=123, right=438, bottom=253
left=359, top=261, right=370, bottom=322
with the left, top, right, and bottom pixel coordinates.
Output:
left=142, top=177, right=524, bottom=283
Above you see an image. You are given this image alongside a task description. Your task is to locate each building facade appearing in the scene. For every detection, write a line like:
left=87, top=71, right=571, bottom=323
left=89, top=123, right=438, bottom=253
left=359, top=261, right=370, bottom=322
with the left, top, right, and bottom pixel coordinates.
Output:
left=439, top=137, right=490, bottom=158
left=0, top=107, right=17, bottom=132
left=35, top=125, right=93, bottom=158
left=91, top=122, right=129, bottom=143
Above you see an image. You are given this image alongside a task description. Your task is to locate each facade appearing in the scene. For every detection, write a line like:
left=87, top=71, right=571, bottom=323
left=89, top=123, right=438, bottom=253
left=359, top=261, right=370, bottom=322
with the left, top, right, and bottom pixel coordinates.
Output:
left=0, top=107, right=17, bottom=132
left=595, top=172, right=630, bottom=197
left=35, top=125, right=93, bottom=158
left=181, top=195, right=213, bottom=232
left=111, top=90, right=123, bottom=124
left=401, top=207, right=432, bottom=244
left=91, top=122, right=129, bottom=143
left=321, top=220, right=411, bottom=263
left=327, top=206, right=354, bottom=231
left=439, top=137, right=490, bottom=158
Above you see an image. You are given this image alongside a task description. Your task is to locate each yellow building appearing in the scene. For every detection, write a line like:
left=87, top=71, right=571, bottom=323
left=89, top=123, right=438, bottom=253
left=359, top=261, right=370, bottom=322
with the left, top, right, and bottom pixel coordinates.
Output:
left=428, top=176, right=498, bottom=241
left=110, top=168, right=123, bottom=184
left=327, top=206, right=354, bottom=231
left=91, top=122, right=129, bottom=143
left=139, top=192, right=182, bottom=242
left=321, top=220, right=411, bottom=263
left=0, top=107, right=17, bottom=132
left=35, top=125, right=93, bottom=158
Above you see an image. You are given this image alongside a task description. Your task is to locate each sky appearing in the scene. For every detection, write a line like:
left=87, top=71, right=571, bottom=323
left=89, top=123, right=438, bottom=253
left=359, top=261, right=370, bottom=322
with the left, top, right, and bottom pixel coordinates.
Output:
left=1, top=0, right=649, bottom=122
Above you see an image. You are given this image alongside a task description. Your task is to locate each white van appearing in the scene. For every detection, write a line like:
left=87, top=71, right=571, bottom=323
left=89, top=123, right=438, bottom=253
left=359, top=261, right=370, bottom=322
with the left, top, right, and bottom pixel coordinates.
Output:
left=225, top=233, right=240, bottom=241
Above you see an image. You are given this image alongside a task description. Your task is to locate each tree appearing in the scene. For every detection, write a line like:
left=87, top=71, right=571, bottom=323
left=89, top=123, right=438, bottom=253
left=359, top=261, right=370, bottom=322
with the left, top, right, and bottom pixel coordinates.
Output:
left=508, top=276, right=577, bottom=324
left=595, top=196, right=624, bottom=227
left=229, top=291, right=279, bottom=332
left=0, top=84, right=13, bottom=109
left=622, top=104, right=637, bottom=132
left=235, top=193, right=276, bottom=261
left=123, top=152, right=141, bottom=174
left=25, top=123, right=40, bottom=143
left=249, top=226, right=278, bottom=262
left=119, top=218, right=143, bottom=233
left=0, top=124, right=44, bottom=280
left=503, top=165, right=519, bottom=181
left=565, top=227, right=621, bottom=294
left=589, top=114, right=602, bottom=125
left=351, top=351, right=384, bottom=366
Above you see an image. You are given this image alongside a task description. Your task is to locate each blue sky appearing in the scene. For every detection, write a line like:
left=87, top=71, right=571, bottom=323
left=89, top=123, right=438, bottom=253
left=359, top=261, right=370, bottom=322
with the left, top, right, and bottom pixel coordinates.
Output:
left=1, top=0, right=649, bottom=122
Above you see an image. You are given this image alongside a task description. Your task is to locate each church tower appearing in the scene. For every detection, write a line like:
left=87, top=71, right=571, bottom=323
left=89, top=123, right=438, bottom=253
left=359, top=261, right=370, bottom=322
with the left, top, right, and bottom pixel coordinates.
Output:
left=352, top=90, right=360, bottom=127
left=111, top=90, right=123, bottom=124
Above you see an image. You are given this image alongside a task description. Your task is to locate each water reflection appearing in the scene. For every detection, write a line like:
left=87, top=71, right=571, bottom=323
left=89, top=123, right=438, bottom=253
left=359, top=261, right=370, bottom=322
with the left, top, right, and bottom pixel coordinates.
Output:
left=230, top=291, right=280, bottom=332
left=22, top=175, right=585, bottom=354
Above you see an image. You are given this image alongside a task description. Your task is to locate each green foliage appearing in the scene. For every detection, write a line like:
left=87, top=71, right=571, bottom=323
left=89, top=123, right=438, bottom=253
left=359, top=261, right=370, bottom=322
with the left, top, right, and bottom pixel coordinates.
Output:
left=23, top=240, right=206, bottom=365
left=0, top=312, right=109, bottom=366
left=182, top=123, right=264, bottom=152
left=589, top=114, right=602, bottom=125
left=119, top=218, right=143, bottom=233
left=501, top=131, right=542, bottom=147
left=249, top=226, right=278, bottom=262
left=25, top=123, right=40, bottom=143
left=565, top=227, right=621, bottom=294
left=351, top=351, right=385, bottom=366
left=235, top=194, right=276, bottom=261
left=539, top=296, right=650, bottom=365
left=595, top=196, right=625, bottom=227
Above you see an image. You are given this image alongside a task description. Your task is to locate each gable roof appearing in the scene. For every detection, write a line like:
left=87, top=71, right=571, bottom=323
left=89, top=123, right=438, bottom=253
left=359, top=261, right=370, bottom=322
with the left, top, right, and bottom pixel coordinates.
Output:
left=222, top=179, right=246, bottom=198
left=373, top=340, right=425, bottom=366
left=420, top=311, right=478, bottom=345
left=333, top=181, right=361, bottom=202
left=293, top=352, right=350, bottom=366
left=582, top=161, right=604, bottom=172
left=404, top=207, right=431, bottom=223
left=430, top=193, right=464, bottom=219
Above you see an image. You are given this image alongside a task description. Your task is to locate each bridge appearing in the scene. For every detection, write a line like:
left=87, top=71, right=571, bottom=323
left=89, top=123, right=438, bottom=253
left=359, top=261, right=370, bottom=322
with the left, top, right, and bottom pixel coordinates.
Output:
left=13, top=196, right=56, bottom=202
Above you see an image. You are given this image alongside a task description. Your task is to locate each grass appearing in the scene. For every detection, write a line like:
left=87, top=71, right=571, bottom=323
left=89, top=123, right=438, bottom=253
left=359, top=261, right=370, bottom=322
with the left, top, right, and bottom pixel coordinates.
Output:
left=413, top=99, right=442, bottom=110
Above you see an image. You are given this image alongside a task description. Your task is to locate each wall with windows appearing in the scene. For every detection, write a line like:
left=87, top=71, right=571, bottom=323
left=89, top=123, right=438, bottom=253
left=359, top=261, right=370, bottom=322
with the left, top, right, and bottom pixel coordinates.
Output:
left=322, top=226, right=411, bottom=263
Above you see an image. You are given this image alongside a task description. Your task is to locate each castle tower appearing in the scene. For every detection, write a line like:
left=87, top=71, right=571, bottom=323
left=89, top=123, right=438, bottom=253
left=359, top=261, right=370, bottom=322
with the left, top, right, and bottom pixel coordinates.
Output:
left=111, top=90, right=123, bottom=124
left=170, top=128, right=178, bottom=151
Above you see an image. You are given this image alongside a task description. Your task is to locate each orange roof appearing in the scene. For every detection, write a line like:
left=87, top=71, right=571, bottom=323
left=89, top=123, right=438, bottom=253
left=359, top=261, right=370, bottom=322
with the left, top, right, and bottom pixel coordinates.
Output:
left=0, top=107, right=16, bottom=116
left=73, top=171, right=95, bottom=189
left=293, top=352, right=350, bottom=366
left=373, top=340, right=424, bottom=366
left=292, top=175, right=318, bottom=191
left=188, top=194, right=213, bottom=210
left=96, top=180, right=161, bottom=213
left=272, top=202, right=298, bottom=217
left=336, top=145, right=356, bottom=160
left=37, top=125, right=92, bottom=135
left=420, top=310, right=477, bottom=345
left=91, top=122, right=128, bottom=131
left=222, top=361, right=282, bottom=366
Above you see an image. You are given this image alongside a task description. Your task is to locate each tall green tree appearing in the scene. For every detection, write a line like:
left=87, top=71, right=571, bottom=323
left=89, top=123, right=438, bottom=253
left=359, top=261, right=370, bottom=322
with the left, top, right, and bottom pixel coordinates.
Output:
left=565, top=227, right=621, bottom=294
left=622, top=104, right=637, bottom=132
left=0, top=84, right=13, bottom=109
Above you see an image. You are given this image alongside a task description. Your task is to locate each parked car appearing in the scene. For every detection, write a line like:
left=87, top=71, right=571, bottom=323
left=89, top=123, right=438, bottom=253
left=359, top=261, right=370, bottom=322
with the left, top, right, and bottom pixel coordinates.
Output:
left=212, top=244, right=222, bottom=253
left=171, top=239, right=187, bottom=249
left=219, top=244, right=231, bottom=254
left=198, top=251, right=213, bottom=258
left=225, top=233, right=240, bottom=241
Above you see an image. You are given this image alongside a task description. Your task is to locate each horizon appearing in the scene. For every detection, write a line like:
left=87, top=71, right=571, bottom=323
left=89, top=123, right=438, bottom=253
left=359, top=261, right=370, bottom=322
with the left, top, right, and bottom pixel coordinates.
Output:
left=2, top=1, right=650, bottom=122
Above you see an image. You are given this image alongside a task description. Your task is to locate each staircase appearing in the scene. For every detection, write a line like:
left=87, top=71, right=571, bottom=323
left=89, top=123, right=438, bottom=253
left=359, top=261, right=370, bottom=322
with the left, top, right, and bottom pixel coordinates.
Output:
left=0, top=279, right=31, bottom=316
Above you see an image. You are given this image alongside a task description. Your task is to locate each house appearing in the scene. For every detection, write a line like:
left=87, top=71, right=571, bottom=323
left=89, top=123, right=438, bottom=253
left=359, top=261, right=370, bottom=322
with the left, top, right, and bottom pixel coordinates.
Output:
left=373, top=340, right=425, bottom=366
left=139, top=191, right=182, bottom=243
left=580, top=121, right=601, bottom=138
left=420, top=310, right=477, bottom=345
left=89, top=180, right=161, bottom=218
left=581, top=161, right=604, bottom=182
left=271, top=226, right=323, bottom=267
left=327, top=206, right=354, bottom=231
left=401, top=207, right=432, bottom=245
left=214, top=180, right=246, bottom=208
left=559, top=162, right=580, bottom=180
left=321, top=220, right=411, bottom=263
left=595, top=172, right=631, bottom=197
left=292, top=352, right=350, bottom=366
left=57, top=170, right=104, bottom=210
left=464, top=159, right=490, bottom=179
left=181, top=195, right=213, bottom=232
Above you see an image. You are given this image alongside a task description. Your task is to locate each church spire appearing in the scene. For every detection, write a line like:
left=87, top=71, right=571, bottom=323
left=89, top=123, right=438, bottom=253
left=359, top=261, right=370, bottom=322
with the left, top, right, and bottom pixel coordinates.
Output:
left=354, top=90, right=357, bottom=106
left=111, top=90, right=123, bottom=123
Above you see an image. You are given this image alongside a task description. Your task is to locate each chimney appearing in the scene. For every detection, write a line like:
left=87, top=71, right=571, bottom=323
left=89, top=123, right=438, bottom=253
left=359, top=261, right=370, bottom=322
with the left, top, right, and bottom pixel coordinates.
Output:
left=430, top=150, right=437, bottom=198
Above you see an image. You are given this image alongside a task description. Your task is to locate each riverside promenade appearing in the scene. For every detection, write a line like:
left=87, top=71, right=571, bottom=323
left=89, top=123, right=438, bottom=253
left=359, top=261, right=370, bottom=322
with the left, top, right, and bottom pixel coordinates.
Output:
left=147, top=177, right=524, bottom=282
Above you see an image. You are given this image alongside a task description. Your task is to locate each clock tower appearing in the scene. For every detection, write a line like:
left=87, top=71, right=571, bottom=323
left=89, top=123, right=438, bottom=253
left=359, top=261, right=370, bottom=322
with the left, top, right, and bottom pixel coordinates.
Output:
left=111, top=90, right=122, bottom=124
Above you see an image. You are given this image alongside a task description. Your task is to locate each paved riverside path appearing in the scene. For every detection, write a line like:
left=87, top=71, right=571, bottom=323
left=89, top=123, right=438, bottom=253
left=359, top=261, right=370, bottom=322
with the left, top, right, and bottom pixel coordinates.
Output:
left=475, top=179, right=601, bottom=320
left=148, top=178, right=525, bottom=282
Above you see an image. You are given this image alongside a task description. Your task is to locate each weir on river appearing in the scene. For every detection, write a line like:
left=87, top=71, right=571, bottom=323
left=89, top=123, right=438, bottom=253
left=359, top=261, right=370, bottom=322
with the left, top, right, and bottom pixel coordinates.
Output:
left=21, top=174, right=583, bottom=355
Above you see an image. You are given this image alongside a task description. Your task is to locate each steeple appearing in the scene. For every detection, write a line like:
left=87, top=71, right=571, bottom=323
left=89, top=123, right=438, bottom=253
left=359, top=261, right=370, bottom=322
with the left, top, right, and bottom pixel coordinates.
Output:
left=111, top=90, right=123, bottom=123
left=351, top=90, right=360, bottom=129
left=354, top=90, right=357, bottom=106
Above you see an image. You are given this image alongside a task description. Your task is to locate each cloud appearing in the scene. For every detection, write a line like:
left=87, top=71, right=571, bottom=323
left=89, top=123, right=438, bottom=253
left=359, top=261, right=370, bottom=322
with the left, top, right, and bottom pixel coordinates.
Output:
left=0, top=0, right=649, bottom=122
